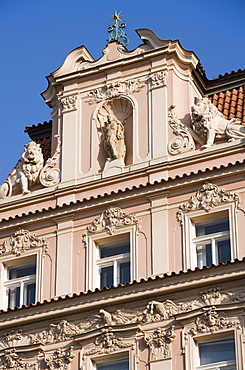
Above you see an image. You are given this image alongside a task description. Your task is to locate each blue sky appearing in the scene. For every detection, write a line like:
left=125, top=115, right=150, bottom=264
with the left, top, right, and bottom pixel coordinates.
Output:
left=0, top=0, right=245, bottom=183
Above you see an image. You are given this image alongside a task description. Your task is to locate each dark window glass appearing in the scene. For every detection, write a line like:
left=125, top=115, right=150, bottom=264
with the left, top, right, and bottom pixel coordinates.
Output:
left=100, top=243, right=130, bottom=258
left=98, top=359, right=129, bottom=370
left=218, top=239, right=231, bottom=263
left=9, top=264, right=36, bottom=280
left=100, top=266, right=113, bottom=288
left=26, top=283, right=36, bottom=305
left=196, top=220, right=229, bottom=237
left=120, top=261, right=130, bottom=284
left=199, top=339, right=235, bottom=365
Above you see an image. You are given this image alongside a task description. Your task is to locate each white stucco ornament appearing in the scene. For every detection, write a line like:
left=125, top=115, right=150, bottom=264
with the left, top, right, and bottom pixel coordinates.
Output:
left=0, top=136, right=61, bottom=198
left=191, top=96, right=245, bottom=148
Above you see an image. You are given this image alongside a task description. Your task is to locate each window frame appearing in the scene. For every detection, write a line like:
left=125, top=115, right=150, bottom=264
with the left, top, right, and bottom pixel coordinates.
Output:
left=182, top=203, right=238, bottom=270
left=80, top=349, right=135, bottom=370
left=0, top=250, right=42, bottom=310
left=184, top=329, right=241, bottom=370
left=86, top=226, right=137, bottom=291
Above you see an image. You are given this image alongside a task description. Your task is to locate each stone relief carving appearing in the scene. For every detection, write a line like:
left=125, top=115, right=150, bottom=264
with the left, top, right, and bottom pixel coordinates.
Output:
left=0, top=136, right=61, bottom=198
left=177, top=182, right=240, bottom=222
left=144, top=326, right=176, bottom=361
left=191, top=96, right=245, bottom=148
left=0, top=348, right=36, bottom=369
left=61, top=95, right=77, bottom=112
left=43, top=347, right=74, bottom=370
left=189, top=307, right=240, bottom=335
left=86, top=206, right=140, bottom=235
left=0, top=229, right=48, bottom=257
left=145, top=300, right=193, bottom=322
left=85, top=327, right=132, bottom=355
left=150, top=70, right=168, bottom=88
left=168, top=104, right=196, bottom=155
left=85, top=79, right=145, bottom=104
left=168, top=97, right=245, bottom=155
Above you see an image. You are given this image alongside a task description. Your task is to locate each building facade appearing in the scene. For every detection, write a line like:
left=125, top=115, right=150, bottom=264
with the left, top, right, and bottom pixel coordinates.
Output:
left=0, top=28, right=245, bottom=369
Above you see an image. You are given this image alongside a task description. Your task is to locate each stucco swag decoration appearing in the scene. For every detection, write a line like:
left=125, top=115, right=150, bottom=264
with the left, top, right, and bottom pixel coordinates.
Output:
left=0, top=136, right=61, bottom=198
left=85, top=78, right=144, bottom=104
left=177, top=182, right=240, bottom=222
left=87, top=206, right=140, bottom=235
left=168, top=97, right=245, bottom=155
left=0, top=229, right=48, bottom=257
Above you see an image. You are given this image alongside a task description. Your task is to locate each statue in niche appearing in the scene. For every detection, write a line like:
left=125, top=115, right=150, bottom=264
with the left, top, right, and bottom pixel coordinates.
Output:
left=191, top=97, right=245, bottom=148
left=104, top=114, right=126, bottom=161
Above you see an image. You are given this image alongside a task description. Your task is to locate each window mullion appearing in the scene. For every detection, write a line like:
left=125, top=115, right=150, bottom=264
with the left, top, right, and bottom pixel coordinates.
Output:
left=114, top=260, right=118, bottom=286
left=20, top=281, right=24, bottom=307
left=211, top=238, right=216, bottom=264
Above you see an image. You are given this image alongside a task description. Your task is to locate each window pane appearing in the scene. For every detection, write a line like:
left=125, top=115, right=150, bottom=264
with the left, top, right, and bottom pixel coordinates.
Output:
left=197, top=244, right=212, bottom=267
left=100, top=266, right=113, bottom=288
left=25, top=283, right=36, bottom=305
left=9, top=264, right=36, bottom=280
left=218, top=239, right=231, bottom=263
left=8, top=286, right=20, bottom=309
left=100, top=243, right=130, bottom=258
left=196, top=219, right=229, bottom=237
left=98, top=359, right=129, bottom=370
left=199, top=339, right=235, bottom=365
left=120, top=261, right=130, bottom=284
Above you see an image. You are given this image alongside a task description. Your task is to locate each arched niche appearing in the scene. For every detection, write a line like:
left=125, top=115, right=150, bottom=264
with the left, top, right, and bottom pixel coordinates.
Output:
left=97, top=97, right=133, bottom=170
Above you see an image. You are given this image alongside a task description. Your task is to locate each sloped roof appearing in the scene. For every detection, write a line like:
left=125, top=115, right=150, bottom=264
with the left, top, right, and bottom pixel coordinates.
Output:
left=212, top=86, right=245, bottom=124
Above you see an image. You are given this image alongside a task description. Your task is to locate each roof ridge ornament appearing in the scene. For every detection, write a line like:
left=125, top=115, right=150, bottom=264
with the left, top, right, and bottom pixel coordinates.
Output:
left=107, top=11, right=129, bottom=47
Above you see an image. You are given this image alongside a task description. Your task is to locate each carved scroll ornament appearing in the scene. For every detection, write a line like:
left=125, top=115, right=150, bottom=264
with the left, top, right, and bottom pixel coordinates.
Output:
left=144, top=326, right=176, bottom=361
left=85, top=78, right=145, bottom=104
left=0, top=229, right=48, bottom=257
left=0, top=348, right=36, bottom=370
left=61, top=95, right=77, bottom=112
left=87, top=206, right=140, bottom=235
left=168, top=104, right=196, bottom=155
left=189, top=307, right=240, bottom=335
left=150, top=70, right=168, bottom=88
left=177, top=182, right=240, bottom=222
left=85, top=327, right=132, bottom=355
left=43, top=347, right=74, bottom=370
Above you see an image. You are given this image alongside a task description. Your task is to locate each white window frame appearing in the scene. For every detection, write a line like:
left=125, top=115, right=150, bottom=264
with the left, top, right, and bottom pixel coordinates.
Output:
left=182, top=203, right=238, bottom=270
left=86, top=226, right=137, bottom=291
left=184, top=329, right=243, bottom=370
left=0, top=250, right=42, bottom=310
left=80, top=349, right=135, bottom=370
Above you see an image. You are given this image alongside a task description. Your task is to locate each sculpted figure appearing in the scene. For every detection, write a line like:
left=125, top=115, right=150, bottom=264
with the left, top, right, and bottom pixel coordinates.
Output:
left=0, top=141, right=44, bottom=198
left=104, top=114, right=126, bottom=160
left=191, top=97, right=245, bottom=148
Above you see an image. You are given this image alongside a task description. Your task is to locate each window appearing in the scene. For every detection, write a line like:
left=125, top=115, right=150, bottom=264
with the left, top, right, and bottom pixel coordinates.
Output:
left=96, top=359, right=129, bottom=370
left=4, top=260, right=36, bottom=309
left=97, top=239, right=130, bottom=288
left=193, top=218, right=231, bottom=268
left=198, top=338, right=236, bottom=369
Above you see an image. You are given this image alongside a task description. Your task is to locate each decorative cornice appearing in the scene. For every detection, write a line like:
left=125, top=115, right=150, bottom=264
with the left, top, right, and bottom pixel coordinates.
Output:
left=86, top=206, right=140, bottom=235
left=0, top=228, right=48, bottom=257
left=85, top=78, right=145, bottom=104
left=144, top=326, right=176, bottom=361
left=177, top=182, right=240, bottom=222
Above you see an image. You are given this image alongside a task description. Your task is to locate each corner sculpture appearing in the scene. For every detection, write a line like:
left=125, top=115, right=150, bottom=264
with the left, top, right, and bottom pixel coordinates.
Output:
left=0, top=135, right=61, bottom=198
left=168, top=97, right=245, bottom=154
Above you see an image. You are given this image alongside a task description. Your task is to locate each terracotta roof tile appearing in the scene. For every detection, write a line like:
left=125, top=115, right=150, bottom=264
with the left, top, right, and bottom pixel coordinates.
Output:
left=211, top=85, right=245, bottom=124
left=37, top=137, right=51, bottom=163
